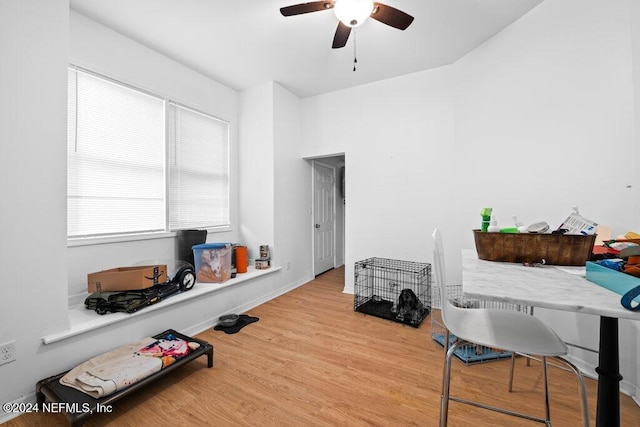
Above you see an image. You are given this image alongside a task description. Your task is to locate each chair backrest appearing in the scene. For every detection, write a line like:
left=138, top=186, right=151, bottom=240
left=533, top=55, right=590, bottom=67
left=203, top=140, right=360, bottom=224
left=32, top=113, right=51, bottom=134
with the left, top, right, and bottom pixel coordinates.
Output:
left=432, top=228, right=447, bottom=289
left=432, top=228, right=462, bottom=330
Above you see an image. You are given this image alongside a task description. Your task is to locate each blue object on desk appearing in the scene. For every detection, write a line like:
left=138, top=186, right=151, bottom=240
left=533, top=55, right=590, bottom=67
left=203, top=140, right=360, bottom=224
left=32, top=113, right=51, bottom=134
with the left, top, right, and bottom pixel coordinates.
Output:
left=586, top=261, right=640, bottom=310
left=596, top=259, right=624, bottom=271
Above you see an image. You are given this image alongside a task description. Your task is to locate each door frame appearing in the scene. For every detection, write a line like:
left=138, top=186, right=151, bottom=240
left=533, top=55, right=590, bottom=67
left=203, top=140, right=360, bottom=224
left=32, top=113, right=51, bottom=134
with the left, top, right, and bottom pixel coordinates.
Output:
left=311, top=160, right=337, bottom=276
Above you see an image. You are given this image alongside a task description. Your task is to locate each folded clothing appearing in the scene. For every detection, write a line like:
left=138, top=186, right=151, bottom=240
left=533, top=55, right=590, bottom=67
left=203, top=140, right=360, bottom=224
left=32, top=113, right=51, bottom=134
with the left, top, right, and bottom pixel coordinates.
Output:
left=60, top=334, right=196, bottom=398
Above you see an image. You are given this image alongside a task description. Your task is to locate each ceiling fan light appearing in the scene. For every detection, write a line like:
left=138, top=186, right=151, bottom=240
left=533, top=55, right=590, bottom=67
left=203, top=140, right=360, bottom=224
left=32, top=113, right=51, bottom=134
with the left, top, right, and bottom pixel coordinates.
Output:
left=334, top=0, right=374, bottom=27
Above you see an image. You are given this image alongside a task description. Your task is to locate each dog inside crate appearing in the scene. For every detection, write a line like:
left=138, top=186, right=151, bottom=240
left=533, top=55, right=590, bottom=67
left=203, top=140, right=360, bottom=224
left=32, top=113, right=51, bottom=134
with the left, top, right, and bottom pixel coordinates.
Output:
left=354, top=258, right=431, bottom=327
left=394, top=288, right=427, bottom=325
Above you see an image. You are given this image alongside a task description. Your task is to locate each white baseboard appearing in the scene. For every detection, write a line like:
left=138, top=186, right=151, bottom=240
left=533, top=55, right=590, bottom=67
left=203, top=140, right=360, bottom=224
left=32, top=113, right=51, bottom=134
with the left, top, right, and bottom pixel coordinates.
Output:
left=0, top=393, right=37, bottom=425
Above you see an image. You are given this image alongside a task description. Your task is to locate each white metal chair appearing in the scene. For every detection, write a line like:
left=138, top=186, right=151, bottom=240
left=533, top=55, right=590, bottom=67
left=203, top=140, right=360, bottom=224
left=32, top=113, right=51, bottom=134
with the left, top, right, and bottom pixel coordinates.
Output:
left=432, top=229, right=589, bottom=426
left=507, top=310, right=599, bottom=394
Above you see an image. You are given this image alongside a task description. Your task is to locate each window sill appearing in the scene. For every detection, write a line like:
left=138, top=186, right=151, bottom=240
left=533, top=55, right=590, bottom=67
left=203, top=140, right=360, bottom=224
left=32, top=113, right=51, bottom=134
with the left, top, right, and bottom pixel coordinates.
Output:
left=43, top=266, right=280, bottom=344
left=67, top=226, right=232, bottom=247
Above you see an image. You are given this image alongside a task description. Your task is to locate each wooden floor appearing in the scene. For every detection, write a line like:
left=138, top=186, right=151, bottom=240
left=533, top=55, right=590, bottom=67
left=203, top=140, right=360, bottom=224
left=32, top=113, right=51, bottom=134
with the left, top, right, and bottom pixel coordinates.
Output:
left=10, top=266, right=640, bottom=426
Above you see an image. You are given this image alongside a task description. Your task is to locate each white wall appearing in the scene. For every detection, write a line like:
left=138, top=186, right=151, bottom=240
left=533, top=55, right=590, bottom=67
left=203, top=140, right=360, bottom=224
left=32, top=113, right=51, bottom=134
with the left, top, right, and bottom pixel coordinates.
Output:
left=0, top=0, right=70, bottom=409
left=628, top=0, right=640, bottom=403
left=239, top=82, right=275, bottom=261
left=301, top=0, right=640, bottom=397
left=453, top=0, right=635, bottom=246
left=239, top=80, right=314, bottom=288
left=239, top=80, right=315, bottom=284
left=273, top=83, right=314, bottom=282
left=302, top=67, right=456, bottom=292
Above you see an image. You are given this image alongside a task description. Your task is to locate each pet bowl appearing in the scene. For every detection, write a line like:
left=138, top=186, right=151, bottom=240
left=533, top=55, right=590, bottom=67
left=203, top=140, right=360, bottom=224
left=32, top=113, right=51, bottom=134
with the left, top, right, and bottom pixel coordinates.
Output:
left=219, top=314, right=239, bottom=327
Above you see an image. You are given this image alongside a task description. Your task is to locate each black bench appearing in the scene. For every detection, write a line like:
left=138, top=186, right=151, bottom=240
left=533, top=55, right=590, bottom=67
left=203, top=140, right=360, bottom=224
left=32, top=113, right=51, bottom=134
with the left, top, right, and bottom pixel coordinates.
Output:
left=36, top=329, right=213, bottom=426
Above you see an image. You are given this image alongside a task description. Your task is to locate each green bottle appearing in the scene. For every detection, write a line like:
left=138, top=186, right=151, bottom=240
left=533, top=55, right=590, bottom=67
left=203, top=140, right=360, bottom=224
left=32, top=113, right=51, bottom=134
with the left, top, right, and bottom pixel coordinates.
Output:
left=480, top=208, right=492, bottom=232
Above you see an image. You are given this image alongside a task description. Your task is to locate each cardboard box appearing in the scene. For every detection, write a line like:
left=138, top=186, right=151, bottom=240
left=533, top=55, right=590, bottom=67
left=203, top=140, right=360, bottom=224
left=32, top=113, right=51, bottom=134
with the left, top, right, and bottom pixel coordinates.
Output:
left=88, top=265, right=167, bottom=293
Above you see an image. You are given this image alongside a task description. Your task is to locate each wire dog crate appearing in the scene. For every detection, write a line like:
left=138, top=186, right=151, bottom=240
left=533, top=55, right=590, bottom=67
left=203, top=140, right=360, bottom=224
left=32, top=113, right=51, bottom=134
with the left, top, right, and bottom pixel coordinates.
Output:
left=354, top=258, right=431, bottom=328
left=431, top=284, right=530, bottom=364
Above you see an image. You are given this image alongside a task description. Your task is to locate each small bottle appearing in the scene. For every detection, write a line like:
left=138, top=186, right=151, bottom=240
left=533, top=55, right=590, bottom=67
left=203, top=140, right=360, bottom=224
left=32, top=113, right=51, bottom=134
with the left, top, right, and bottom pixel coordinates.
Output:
left=513, top=215, right=528, bottom=233
left=499, top=227, right=519, bottom=233
left=487, top=215, right=500, bottom=232
left=480, top=208, right=492, bottom=232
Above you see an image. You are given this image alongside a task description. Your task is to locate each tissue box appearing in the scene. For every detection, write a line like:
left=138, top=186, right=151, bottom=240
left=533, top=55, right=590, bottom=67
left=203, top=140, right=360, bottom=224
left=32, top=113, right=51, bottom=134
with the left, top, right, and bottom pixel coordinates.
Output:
left=88, top=265, right=167, bottom=293
left=473, top=230, right=596, bottom=266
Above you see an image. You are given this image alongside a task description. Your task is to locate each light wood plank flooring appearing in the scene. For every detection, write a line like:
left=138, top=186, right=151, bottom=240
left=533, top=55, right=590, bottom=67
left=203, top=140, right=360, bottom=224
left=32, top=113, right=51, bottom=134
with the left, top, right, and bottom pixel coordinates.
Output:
left=9, top=266, right=640, bottom=426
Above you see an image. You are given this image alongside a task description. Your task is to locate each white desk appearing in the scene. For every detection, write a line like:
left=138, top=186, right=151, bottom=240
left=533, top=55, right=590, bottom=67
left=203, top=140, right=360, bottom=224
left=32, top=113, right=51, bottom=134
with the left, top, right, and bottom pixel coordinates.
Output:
left=462, top=249, right=640, bottom=427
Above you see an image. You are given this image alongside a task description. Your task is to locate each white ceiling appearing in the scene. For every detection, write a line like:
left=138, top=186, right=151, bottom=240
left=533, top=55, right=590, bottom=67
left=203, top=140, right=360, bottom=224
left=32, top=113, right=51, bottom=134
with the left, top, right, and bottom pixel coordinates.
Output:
left=69, top=0, right=543, bottom=98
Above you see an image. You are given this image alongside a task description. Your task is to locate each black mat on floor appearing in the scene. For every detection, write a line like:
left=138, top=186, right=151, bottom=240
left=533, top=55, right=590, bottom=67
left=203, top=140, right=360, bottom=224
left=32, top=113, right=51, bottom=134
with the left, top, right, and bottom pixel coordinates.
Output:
left=214, top=314, right=259, bottom=334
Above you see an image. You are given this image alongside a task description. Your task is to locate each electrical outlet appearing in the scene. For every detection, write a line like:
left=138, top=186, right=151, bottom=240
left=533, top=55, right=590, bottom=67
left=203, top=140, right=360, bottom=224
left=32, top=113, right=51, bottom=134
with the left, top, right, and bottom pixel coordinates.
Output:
left=0, top=341, right=16, bottom=366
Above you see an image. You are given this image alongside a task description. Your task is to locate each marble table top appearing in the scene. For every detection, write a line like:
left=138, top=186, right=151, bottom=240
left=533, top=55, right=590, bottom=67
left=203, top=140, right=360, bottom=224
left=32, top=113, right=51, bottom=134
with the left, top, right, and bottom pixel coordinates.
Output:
left=462, top=249, right=640, bottom=321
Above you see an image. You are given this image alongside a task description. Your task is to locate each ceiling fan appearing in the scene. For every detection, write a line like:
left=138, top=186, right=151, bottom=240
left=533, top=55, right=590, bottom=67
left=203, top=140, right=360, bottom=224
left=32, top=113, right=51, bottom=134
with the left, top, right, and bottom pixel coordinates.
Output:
left=280, top=0, right=414, bottom=49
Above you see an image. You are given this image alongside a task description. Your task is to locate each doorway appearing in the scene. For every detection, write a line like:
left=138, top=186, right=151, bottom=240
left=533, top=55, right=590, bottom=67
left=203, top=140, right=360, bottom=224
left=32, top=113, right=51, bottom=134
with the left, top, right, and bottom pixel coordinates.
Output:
left=310, top=156, right=345, bottom=277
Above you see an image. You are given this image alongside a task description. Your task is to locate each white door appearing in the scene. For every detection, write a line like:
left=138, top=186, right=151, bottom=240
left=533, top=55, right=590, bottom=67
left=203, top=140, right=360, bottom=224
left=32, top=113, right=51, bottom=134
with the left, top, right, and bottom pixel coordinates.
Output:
left=313, top=162, right=336, bottom=276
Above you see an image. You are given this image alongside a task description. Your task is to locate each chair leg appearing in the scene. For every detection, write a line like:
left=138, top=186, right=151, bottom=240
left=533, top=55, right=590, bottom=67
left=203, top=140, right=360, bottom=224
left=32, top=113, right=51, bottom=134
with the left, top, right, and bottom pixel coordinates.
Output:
left=508, top=353, right=590, bottom=427
left=509, top=307, right=536, bottom=392
left=542, top=356, right=551, bottom=423
left=508, top=352, right=516, bottom=392
left=527, top=307, right=534, bottom=368
left=442, top=329, right=450, bottom=395
left=441, top=340, right=465, bottom=427
left=509, top=352, right=537, bottom=391
left=551, top=357, right=590, bottom=427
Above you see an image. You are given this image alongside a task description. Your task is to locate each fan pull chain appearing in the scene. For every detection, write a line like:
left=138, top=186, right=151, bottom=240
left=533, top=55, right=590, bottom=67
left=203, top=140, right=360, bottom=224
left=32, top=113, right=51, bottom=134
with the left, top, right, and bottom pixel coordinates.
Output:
left=353, top=29, right=358, bottom=72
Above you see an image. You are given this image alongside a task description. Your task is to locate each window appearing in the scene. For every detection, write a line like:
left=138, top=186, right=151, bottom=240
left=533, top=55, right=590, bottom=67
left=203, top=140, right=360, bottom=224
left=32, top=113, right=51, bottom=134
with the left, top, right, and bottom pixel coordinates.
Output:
left=168, top=103, right=229, bottom=230
left=67, top=67, right=230, bottom=239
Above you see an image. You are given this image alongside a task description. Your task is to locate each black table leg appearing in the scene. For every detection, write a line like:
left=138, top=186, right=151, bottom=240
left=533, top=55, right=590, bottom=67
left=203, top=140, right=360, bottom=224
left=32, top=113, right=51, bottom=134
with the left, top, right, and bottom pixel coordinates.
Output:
left=596, top=316, right=622, bottom=426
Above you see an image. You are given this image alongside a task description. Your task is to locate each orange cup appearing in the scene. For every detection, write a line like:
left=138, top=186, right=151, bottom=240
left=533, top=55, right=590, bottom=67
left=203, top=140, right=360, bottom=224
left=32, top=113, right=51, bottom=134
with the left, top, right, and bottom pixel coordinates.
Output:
left=235, top=246, right=248, bottom=273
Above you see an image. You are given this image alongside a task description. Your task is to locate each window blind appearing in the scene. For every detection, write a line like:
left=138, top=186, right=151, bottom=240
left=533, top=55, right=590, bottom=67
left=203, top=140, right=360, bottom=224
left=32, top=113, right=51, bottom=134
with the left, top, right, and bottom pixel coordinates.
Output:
left=67, top=68, right=166, bottom=237
left=168, top=103, right=230, bottom=230
left=67, top=67, right=230, bottom=239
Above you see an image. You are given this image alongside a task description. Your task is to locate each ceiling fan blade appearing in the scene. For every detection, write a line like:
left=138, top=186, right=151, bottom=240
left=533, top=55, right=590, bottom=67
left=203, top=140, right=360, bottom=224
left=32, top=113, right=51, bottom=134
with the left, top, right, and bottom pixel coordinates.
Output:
left=332, top=21, right=351, bottom=49
left=280, top=1, right=334, bottom=16
left=371, top=2, right=414, bottom=30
